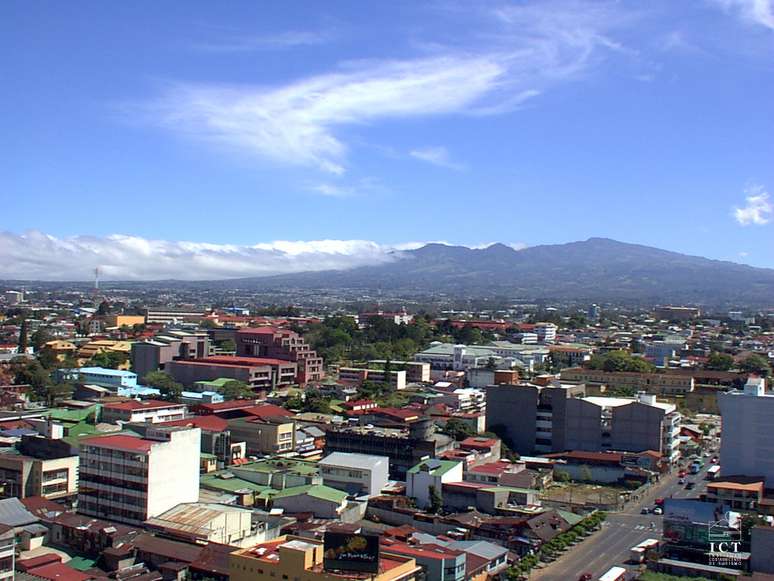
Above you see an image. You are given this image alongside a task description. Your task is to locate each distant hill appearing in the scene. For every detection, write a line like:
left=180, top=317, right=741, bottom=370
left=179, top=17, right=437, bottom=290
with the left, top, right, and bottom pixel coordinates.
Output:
left=227, top=238, right=774, bottom=305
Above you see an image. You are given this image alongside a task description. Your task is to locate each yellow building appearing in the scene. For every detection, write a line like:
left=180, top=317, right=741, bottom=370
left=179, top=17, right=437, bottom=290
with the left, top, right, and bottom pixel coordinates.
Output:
left=43, top=340, right=77, bottom=362
left=76, top=340, right=134, bottom=369
left=230, top=536, right=420, bottom=581
left=105, top=314, right=146, bottom=328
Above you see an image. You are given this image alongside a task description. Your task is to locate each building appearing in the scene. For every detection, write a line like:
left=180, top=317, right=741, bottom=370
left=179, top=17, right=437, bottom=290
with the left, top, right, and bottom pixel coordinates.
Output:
left=486, top=382, right=681, bottom=461
left=361, top=310, right=414, bottom=326
left=3, top=291, right=23, bottom=305
left=78, top=426, right=201, bottom=524
left=167, top=356, right=297, bottom=389
left=534, top=323, right=557, bottom=344
left=64, top=367, right=139, bottom=389
left=560, top=367, right=695, bottom=396
left=104, top=314, right=147, bottom=328
left=100, top=399, right=187, bottom=424
left=406, top=459, right=463, bottom=509
left=236, top=327, right=323, bottom=385
left=145, top=501, right=260, bottom=547
left=131, top=331, right=211, bottom=379
left=318, top=452, right=389, bottom=497
left=654, top=306, right=701, bottom=321
left=230, top=535, right=421, bottom=581
left=718, top=377, right=774, bottom=485
left=150, top=415, right=235, bottom=467
left=369, top=361, right=431, bottom=383
left=270, top=484, right=349, bottom=518
left=0, top=450, right=78, bottom=500
left=380, top=540, right=466, bottom=581
left=0, top=525, right=13, bottom=581
left=144, top=308, right=205, bottom=325
left=547, top=344, right=593, bottom=369
left=228, top=416, right=296, bottom=456
left=414, top=342, right=548, bottom=373
left=339, top=368, right=407, bottom=391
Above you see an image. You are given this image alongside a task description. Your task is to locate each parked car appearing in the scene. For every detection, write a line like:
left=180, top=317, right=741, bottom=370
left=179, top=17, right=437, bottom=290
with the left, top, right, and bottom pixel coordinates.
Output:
left=679, top=478, right=686, bottom=485
left=652, top=507, right=664, bottom=515
left=686, top=482, right=696, bottom=490
left=641, top=507, right=650, bottom=514
left=678, top=470, right=687, bottom=478
left=578, top=574, right=592, bottom=581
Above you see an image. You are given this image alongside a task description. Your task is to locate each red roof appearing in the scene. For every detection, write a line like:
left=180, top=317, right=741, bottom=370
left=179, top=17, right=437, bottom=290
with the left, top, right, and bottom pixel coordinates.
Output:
left=190, top=355, right=294, bottom=367
left=468, top=460, right=517, bottom=475
left=459, top=436, right=498, bottom=450
left=17, top=553, right=63, bottom=572
left=157, top=415, right=228, bottom=432
left=373, top=407, right=421, bottom=421
left=195, top=399, right=260, bottom=414
left=381, top=540, right=463, bottom=561
left=103, top=399, right=184, bottom=411
left=243, top=404, right=294, bottom=419
left=80, top=434, right=155, bottom=452
left=23, top=562, right=92, bottom=581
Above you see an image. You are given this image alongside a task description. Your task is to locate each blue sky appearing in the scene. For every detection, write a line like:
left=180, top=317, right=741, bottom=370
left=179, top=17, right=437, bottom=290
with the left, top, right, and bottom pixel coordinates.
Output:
left=2, top=0, right=774, bottom=280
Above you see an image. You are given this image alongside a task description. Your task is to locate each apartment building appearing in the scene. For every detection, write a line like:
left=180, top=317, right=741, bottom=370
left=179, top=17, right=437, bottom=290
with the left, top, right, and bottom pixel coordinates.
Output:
left=0, top=452, right=78, bottom=501
left=339, top=367, right=407, bottom=391
left=534, top=322, right=558, bottom=344
left=318, top=452, right=389, bottom=497
left=228, top=416, right=296, bottom=456
left=718, top=377, right=774, bottom=485
left=0, top=526, right=12, bottom=581
left=78, top=426, right=200, bottom=525
left=100, top=399, right=187, bottom=424
left=144, top=308, right=205, bottom=325
left=486, top=382, right=681, bottom=461
left=561, top=367, right=695, bottom=396
left=230, top=535, right=421, bottom=581
left=236, top=327, right=323, bottom=385
left=167, top=356, right=297, bottom=389
left=58, top=367, right=138, bottom=389
left=131, top=330, right=211, bottom=379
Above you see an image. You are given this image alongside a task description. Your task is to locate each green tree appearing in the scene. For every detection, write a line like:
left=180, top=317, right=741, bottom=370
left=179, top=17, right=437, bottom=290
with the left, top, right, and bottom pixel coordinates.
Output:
left=442, top=418, right=475, bottom=441
left=143, top=371, right=183, bottom=402
left=44, top=383, right=75, bottom=407
left=707, top=352, right=734, bottom=371
left=17, top=318, right=29, bottom=353
left=14, top=360, right=52, bottom=400
left=219, top=339, right=237, bottom=352
left=30, top=328, right=51, bottom=352
left=220, top=380, right=254, bottom=400
left=37, top=347, right=59, bottom=370
left=96, top=301, right=111, bottom=316
left=89, top=350, right=129, bottom=370
left=428, top=485, right=442, bottom=514
left=739, top=353, right=771, bottom=377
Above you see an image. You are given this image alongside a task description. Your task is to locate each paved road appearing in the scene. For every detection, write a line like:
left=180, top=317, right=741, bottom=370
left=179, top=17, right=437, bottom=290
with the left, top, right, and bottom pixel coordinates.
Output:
left=531, top=460, right=713, bottom=581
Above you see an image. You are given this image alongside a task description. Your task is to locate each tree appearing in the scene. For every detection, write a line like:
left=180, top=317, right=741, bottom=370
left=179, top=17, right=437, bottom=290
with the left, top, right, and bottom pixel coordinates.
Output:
left=30, top=328, right=51, bottom=352
left=219, top=339, right=237, bottom=352
left=442, top=418, right=475, bottom=441
left=220, top=380, right=254, bottom=400
left=143, top=371, right=183, bottom=402
left=37, top=347, right=59, bottom=370
left=17, top=319, right=29, bottom=353
left=428, top=485, right=442, bottom=514
left=706, top=352, right=734, bottom=371
left=739, top=353, right=771, bottom=377
left=96, top=301, right=111, bottom=316
left=14, top=360, right=52, bottom=401
left=90, top=350, right=128, bottom=370
left=587, top=350, right=655, bottom=373
left=44, top=383, right=74, bottom=407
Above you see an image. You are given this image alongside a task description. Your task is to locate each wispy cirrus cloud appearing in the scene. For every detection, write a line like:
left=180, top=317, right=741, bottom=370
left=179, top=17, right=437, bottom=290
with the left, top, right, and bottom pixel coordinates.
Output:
left=410, top=146, right=465, bottom=170
left=195, top=30, right=334, bottom=52
left=710, top=0, right=774, bottom=30
left=142, top=1, right=635, bottom=176
left=734, top=184, right=772, bottom=225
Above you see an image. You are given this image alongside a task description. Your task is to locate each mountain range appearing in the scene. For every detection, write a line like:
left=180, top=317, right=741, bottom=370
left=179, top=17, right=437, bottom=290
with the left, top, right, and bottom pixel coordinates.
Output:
left=228, top=238, right=774, bottom=305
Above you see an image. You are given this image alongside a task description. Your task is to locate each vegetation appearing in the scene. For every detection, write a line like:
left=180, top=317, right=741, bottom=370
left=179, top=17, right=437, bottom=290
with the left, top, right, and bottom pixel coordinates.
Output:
left=89, top=350, right=128, bottom=369
left=706, top=351, right=734, bottom=371
left=428, top=485, right=442, bottom=514
left=739, top=353, right=771, bottom=377
left=587, top=350, right=656, bottom=373
left=219, top=380, right=254, bottom=400
left=143, top=371, right=183, bottom=402
left=17, top=318, right=29, bottom=353
left=12, top=359, right=72, bottom=405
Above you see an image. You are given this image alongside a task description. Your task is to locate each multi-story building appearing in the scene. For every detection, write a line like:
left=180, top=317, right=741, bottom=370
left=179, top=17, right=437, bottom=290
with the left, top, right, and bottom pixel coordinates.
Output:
left=236, top=327, right=323, bottom=385
left=228, top=416, right=296, bottom=456
left=131, top=330, right=211, bottom=379
left=369, top=361, right=431, bottom=383
left=339, top=367, right=407, bottom=391
left=653, top=306, right=701, bottom=321
left=167, top=356, right=297, bottom=389
left=56, top=367, right=138, bottom=389
left=414, top=342, right=549, bottom=373
left=144, top=308, right=205, bottom=325
left=0, top=525, right=12, bottom=581
left=561, top=367, right=695, bottom=396
left=100, top=399, right=187, bottom=424
left=406, top=459, right=463, bottom=509
left=486, top=382, right=681, bottom=461
left=230, top=535, right=421, bottom=581
left=318, top=452, right=389, bottom=497
left=3, top=290, right=23, bottom=305
left=718, top=377, right=774, bottom=485
left=78, top=426, right=200, bottom=525
left=0, top=451, right=78, bottom=501
left=534, top=322, right=557, bottom=344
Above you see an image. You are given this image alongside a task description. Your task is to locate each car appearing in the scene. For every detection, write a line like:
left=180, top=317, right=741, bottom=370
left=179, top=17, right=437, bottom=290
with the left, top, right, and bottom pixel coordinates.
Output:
left=686, top=482, right=696, bottom=490
left=652, top=507, right=664, bottom=515
left=679, top=478, right=686, bottom=485
left=678, top=471, right=687, bottom=478
left=641, top=507, right=650, bottom=514
left=655, top=498, right=665, bottom=506
left=578, top=574, right=592, bottom=581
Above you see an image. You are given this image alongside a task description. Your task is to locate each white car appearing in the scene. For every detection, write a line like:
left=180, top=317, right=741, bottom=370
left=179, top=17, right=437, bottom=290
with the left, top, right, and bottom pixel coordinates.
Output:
left=652, top=507, right=664, bottom=515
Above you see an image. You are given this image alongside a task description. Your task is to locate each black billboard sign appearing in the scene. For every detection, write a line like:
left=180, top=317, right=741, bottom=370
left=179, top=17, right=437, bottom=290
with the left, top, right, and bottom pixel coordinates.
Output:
left=323, top=532, right=380, bottom=573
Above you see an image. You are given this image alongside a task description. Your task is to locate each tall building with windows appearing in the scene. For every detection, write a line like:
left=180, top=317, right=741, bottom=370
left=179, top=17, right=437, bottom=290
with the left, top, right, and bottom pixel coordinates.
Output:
left=236, top=327, right=324, bottom=385
left=718, top=377, right=774, bottom=485
left=78, top=426, right=200, bottom=525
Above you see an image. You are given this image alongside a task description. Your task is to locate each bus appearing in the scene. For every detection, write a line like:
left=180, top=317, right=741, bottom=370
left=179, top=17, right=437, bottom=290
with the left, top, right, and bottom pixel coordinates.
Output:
left=706, top=465, right=720, bottom=480
left=629, top=538, right=660, bottom=563
left=598, top=566, right=627, bottom=581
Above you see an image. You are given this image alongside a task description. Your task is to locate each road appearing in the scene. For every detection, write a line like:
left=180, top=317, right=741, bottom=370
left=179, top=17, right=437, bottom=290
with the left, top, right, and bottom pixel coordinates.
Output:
left=531, top=459, right=714, bottom=581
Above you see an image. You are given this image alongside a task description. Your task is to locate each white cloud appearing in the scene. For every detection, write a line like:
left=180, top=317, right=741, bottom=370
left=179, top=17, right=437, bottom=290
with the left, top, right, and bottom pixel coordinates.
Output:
left=143, top=1, right=632, bottom=175
left=0, top=231, right=530, bottom=281
left=195, top=30, right=334, bottom=52
left=409, top=146, right=465, bottom=170
left=309, top=183, right=354, bottom=198
left=710, top=0, right=774, bottom=30
left=734, top=185, right=773, bottom=225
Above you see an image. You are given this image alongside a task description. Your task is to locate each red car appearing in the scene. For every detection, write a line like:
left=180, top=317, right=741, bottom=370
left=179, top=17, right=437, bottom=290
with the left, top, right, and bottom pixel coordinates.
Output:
left=578, top=574, right=592, bottom=581
left=655, top=498, right=665, bottom=506
left=678, top=470, right=686, bottom=478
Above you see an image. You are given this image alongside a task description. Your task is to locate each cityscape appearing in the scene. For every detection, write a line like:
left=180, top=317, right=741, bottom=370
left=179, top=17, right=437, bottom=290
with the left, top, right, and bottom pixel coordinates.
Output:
left=3, top=2, right=774, bottom=581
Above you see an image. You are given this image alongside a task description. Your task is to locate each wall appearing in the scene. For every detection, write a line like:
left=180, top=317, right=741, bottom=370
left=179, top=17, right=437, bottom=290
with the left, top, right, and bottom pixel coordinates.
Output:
left=485, top=385, right=537, bottom=455
left=146, top=429, right=201, bottom=518
left=611, top=402, right=664, bottom=453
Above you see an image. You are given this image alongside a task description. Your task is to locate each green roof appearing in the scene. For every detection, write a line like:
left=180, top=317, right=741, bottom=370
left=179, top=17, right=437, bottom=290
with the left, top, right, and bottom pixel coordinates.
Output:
left=271, top=484, right=347, bottom=503
left=200, top=473, right=273, bottom=494
left=407, top=459, right=460, bottom=477
left=194, top=378, right=234, bottom=388
left=48, top=405, right=98, bottom=423
left=235, top=458, right=319, bottom=476
left=556, top=510, right=584, bottom=526
left=67, top=557, right=96, bottom=571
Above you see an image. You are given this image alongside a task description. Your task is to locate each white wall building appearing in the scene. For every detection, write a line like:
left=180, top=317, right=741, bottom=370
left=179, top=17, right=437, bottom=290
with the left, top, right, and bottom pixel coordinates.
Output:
left=318, top=452, right=389, bottom=497
left=100, top=399, right=187, bottom=424
left=718, top=377, right=774, bottom=485
left=406, top=459, right=463, bottom=509
left=78, top=426, right=201, bottom=525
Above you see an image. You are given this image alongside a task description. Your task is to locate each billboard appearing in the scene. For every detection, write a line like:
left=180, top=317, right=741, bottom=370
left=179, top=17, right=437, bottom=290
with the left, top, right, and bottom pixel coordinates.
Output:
left=323, top=532, right=380, bottom=573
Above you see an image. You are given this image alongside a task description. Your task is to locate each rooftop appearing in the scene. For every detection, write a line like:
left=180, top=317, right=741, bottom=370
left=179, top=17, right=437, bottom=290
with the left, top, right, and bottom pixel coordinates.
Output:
left=79, top=433, right=156, bottom=452
left=319, top=452, right=388, bottom=470
left=408, top=459, right=460, bottom=477
left=103, top=399, right=185, bottom=411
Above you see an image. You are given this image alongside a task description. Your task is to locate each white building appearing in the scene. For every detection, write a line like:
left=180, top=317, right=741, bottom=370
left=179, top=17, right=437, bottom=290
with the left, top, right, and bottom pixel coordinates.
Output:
left=78, top=426, right=201, bottom=524
left=718, top=377, right=774, bottom=485
left=100, top=399, right=187, bottom=424
left=414, top=342, right=549, bottom=372
left=3, top=290, right=23, bottom=305
left=406, top=459, right=463, bottom=509
left=318, top=452, right=389, bottom=497
left=534, top=323, right=557, bottom=344
left=76, top=367, right=138, bottom=389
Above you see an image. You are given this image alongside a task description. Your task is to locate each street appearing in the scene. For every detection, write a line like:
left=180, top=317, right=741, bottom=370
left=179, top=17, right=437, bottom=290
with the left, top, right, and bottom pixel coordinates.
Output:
left=530, top=460, right=713, bottom=580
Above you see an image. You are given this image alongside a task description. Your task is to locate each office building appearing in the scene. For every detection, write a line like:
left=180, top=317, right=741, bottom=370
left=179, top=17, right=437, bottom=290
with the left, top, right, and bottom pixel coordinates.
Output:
left=3, top=290, right=23, bottom=305
left=339, top=367, right=407, bottom=391
left=653, top=306, right=701, bottom=321
left=144, top=308, right=205, bottom=325
left=78, top=426, right=200, bottom=525
left=406, top=459, right=463, bottom=510
left=236, top=327, right=323, bottom=385
left=414, top=342, right=549, bottom=373
left=318, top=452, right=389, bottom=497
left=56, top=367, right=138, bottom=389
left=369, top=361, right=431, bottom=383
left=0, top=448, right=78, bottom=501
left=718, top=377, right=774, bottom=485
left=167, top=355, right=297, bottom=389
left=131, top=331, right=211, bottom=379
left=228, top=416, right=296, bottom=456
left=534, top=322, right=557, bottom=344
left=561, top=367, right=695, bottom=396
left=100, top=399, right=187, bottom=424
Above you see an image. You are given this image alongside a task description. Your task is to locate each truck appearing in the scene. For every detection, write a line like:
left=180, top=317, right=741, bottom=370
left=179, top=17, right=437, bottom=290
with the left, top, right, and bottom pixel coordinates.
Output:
left=706, top=465, right=720, bottom=480
left=598, top=566, right=627, bottom=581
left=629, top=538, right=660, bottom=563
left=689, top=463, right=701, bottom=474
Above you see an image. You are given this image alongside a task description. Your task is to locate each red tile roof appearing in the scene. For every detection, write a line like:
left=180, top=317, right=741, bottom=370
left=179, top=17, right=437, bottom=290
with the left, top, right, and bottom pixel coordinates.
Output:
left=23, top=562, right=92, bottom=581
left=195, top=399, right=260, bottom=413
left=17, top=553, right=63, bottom=572
left=157, top=415, right=228, bottom=432
left=242, top=404, right=295, bottom=419
left=468, top=460, right=517, bottom=475
left=459, top=437, right=498, bottom=450
left=80, top=434, right=155, bottom=452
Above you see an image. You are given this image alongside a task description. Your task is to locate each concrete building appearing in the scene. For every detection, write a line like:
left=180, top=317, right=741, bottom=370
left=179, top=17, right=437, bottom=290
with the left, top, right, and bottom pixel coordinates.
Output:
left=561, top=367, right=695, bottom=396
left=406, top=459, right=463, bottom=509
left=380, top=541, right=465, bottom=581
left=228, top=416, right=296, bottom=456
left=415, top=342, right=549, bottom=373
left=167, top=356, right=297, bottom=389
left=144, top=308, right=205, bottom=325
left=534, top=323, right=557, bottom=344
left=131, top=331, right=211, bottom=379
left=230, top=535, right=421, bottom=581
left=100, top=399, right=187, bottom=424
left=0, top=525, right=13, bottom=581
left=339, top=367, right=407, bottom=391
left=718, top=377, right=774, bottom=485
left=78, top=426, right=201, bottom=525
left=0, top=451, right=78, bottom=501
left=235, top=327, right=323, bottom=385
left=369, top=361, right=431, bottom=383
left=653, top=306, right=701, bottom=321
left=145, top=501, right=260, bottom=547
left=66, top=367, right=138, bottom=389
left=318, top=452, right=389, bottom=497
left=3, top=290, right=23, bottom=305
left=270, top=484, right=349, bottom=518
